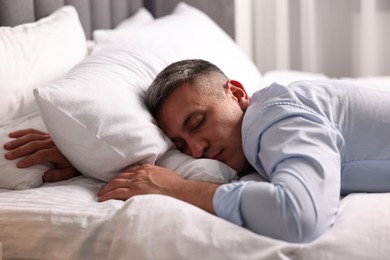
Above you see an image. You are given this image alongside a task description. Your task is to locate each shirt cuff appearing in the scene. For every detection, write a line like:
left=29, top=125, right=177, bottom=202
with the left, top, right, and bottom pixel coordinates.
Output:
left=213, top=181, right=252, bottom=226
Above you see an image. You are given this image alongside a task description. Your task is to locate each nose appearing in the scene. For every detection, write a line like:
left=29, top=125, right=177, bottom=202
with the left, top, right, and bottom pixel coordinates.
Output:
left=185, top=136, right=208, bottom=158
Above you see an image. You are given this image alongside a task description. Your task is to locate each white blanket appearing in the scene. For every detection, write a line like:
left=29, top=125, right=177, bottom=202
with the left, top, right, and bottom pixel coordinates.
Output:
left=1, top=176, right=390, bottom=259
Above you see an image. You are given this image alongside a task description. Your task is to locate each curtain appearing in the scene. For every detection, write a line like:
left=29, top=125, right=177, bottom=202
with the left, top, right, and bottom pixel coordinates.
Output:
left=235, top=0, right=390, bottom=77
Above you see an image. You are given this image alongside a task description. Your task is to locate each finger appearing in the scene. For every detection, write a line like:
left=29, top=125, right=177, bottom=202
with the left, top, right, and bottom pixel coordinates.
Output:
left=97, top=187, right=135, bottom=202
left=120, top=163, right=158, bottom=176
left=122, top=163, right=145, bottom=173
left=97, top=177, right=131, bottom=196
left=4, top=139, right=53, bottom=160
left=4, top=132, right=50, bottom=151
left=14, top=147, right=62, bottom=168
left=112, top=171, right=139, bottom=182
left=42, top=168, right=80, bottom=183
left=8, top=128, right=47, bottom=138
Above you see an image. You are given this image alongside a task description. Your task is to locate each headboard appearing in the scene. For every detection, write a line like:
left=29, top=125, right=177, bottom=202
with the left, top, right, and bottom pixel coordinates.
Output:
left=0, top=0, right=235, bottom=39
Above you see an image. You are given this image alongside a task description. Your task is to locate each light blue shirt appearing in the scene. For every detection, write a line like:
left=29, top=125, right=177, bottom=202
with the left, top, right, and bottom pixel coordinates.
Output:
left=213, top=80, right=390, bottom=243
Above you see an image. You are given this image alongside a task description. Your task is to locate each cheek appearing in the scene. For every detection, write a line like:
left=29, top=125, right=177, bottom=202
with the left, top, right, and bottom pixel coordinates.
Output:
left=204, top=105, right=244, bottom=140
left=219, top=112, right=243, bottom=134
left=208, top=120, right=240, bottom=142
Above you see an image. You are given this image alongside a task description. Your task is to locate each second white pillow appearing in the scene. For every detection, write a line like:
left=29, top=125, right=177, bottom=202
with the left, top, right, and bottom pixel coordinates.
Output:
left=93, top=3, right=262, bottom=96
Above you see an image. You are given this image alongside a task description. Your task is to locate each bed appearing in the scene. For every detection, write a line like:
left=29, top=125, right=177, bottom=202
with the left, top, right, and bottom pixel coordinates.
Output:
left=1, top=0, right=390, bottom=259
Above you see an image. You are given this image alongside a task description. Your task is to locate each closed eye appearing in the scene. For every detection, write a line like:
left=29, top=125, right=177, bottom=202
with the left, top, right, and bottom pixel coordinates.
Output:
left=189, top=114, right=205, bottom=132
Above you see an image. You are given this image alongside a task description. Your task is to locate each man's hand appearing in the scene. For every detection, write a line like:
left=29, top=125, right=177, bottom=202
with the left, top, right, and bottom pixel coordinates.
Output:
left=3, top=128, right=79, bottom=182
left=97, top=163, right=220, bottom=214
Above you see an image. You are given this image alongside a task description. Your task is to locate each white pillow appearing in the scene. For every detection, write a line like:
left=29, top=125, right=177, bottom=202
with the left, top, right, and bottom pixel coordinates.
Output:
left=93, top=2, right=262, bottom=96
left=86, top=8, right=154, bottom=55
left=34, top=49, right=170, bottom=182
left=114, top=7, right=154, bottom=30
left=34, top=48, right=236, bottom=183
left=157, top=150, right=236, bottom=183
left=0, top=6, right=87, bottom=126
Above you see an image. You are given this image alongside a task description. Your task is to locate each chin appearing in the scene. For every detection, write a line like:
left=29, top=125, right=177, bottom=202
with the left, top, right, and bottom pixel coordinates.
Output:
left=228, top=162, right=245, bottom=174
left=223, top=156, right=251, bottom=174
left=233, top=161, right=253, bottom=176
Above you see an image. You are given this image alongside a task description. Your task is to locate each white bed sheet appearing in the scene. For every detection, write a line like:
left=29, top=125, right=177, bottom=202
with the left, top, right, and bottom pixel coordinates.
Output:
left=1, top=72, right=390, bottom=260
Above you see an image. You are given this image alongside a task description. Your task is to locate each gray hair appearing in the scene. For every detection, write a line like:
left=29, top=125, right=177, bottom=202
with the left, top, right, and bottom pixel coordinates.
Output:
left=144, top=59, right=228, bottom=119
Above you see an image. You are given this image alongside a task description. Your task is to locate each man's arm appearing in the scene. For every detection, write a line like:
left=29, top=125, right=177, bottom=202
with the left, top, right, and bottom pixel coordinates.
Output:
left=215, top=114, right=342, bottom=243
left=97, top=164, right=221, bottom=214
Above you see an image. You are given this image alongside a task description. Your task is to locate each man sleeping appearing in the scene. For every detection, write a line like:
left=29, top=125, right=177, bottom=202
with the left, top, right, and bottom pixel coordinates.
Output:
left=4, top=59, right=390, bottom=243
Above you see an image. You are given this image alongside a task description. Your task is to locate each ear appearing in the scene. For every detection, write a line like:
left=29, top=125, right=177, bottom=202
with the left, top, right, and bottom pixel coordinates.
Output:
left=225, top=80, right=250, bottom=110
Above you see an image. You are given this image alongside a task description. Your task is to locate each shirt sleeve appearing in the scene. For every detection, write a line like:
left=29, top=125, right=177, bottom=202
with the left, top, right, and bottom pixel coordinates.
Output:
left=213, top=113, right=342, bottom=243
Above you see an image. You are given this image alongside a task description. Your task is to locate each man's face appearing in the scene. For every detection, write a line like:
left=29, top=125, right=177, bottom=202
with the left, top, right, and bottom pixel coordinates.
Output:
left=157, top=80, right=252, bottom=173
